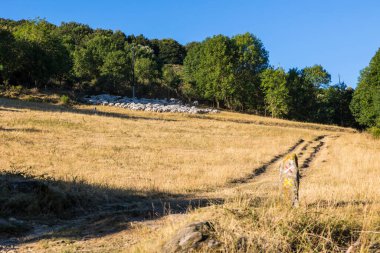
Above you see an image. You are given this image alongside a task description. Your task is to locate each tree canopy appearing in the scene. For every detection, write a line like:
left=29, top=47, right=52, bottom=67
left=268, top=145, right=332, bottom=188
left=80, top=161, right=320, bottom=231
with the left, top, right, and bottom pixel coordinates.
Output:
left=1, top=17, right=375, bottom=130
left=350, top=48, right=380, bottom=128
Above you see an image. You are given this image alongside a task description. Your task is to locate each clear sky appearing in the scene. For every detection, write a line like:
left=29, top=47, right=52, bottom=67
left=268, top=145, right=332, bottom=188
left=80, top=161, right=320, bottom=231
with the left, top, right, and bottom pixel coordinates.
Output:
left=1, top=0, right=380, bottom=87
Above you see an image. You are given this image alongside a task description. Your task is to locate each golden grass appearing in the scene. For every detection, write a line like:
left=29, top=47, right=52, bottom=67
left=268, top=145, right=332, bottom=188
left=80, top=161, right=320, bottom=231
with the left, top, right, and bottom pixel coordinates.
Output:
left=132, top=134, right=380, bottom=252
left=302, top=134, right=380, bottom=206
left=0, top=97, right=318, bottom=194
left=1, top=97, right=378, bottom=252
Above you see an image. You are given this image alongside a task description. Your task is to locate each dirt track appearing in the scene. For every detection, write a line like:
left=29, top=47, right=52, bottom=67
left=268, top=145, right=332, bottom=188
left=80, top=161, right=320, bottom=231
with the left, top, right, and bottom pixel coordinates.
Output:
left=3, top=134, right=335, bottom=252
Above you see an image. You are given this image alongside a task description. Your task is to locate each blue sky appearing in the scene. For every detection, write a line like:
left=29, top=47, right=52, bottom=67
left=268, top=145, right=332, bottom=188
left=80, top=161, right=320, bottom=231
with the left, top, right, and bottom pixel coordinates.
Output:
left=1, top=0, right=380, bottom=87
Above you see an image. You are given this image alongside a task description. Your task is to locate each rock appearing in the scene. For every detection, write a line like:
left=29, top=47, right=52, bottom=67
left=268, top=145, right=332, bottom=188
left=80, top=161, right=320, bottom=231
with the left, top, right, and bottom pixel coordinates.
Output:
left=163, top=221, right=221, bottom=252
left=279, top=153, right=300, bottom=207
left=178, top=231, right=202, bottom=248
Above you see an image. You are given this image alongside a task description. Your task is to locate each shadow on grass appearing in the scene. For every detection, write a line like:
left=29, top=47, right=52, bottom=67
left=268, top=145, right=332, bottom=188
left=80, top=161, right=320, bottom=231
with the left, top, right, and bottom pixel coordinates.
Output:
left=0, top=171, right=223, bottom=248
left=0, top=107, right=23, bottom=112
left=0, top=97, right=178, bottom=122
left=0, top=127, right=43, bottom=133
left=188, top=114, right=356, bottom=133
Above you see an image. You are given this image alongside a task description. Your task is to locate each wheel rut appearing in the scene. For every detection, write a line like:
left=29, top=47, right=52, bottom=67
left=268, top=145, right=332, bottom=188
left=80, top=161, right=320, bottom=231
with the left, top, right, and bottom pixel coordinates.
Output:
left=229, top=138, right=305, bottom=184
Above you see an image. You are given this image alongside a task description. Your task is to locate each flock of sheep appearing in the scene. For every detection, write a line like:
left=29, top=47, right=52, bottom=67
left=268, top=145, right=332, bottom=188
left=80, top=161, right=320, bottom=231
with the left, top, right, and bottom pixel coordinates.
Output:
left=83, top=94, right=220, bottom=114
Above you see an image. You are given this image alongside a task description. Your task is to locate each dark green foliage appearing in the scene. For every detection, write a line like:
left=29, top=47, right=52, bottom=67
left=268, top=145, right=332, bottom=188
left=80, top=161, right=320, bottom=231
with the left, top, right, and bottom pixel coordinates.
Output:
left=232, top=33, right=269, bottom=111
left=157, top=39, right=186, bottom=65
left=286, top=66, right=331, bottom=121
left=261, top=68, right=289, bottom=117
left=0, top=29, right=18, bottom=84
left=194, top=35, right=236, bottom=108
left=73, top=33, right=133, bottom=92
left=350, top=48, right=380, bottom=128
left=162, top=64, right=183, bottom=96
left=183, top=33, right=268, bottom=110
left=316, top=83, right=357, bottom=127
left=127, top=34, right=151, bottom=46
left=0, top=19, right=72, bottom=88
left=57, top=21, right=93, bottom=52
left=0, top=17, right=366, bottom=129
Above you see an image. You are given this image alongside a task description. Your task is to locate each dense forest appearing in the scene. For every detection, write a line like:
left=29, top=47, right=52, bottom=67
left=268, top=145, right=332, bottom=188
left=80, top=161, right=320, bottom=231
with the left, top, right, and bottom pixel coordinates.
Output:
left=0, top=18, right=379, bottom=132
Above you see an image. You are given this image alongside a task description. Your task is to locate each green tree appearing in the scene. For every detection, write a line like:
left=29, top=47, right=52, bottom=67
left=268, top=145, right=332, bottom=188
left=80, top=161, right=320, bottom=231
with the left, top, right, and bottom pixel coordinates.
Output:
left=286, top=65, right=331, bottom=121
left=183, top=42, right=202, bottom=85
left=316, top=82, right=356, bottom=126
left=232, top=33, right=269, bottom=110
left=182, top=42, right=202, bottom=100
left=100, top=50, right=131, bottom=92
left=12, top=19, right=71, bottom=87
left=261, top=68, right=289, bottom=118
left=350, top=48, right=380, bottom=127
left=134, top=58, right=158, bottom=85
left=162, top=64, right=183, bottom=96
left=302, top=65, right=331, bottom=89
left=184, top=35, right=235, bottom=108
left=127, top=34, right=151, bottom=47
left=57, top=22, right=93, bottom=52
left=156, top=39, right=186, bottom=65
left=0, top=29, right=17, bottom=84
left=73, top=33, right=134, bottom=92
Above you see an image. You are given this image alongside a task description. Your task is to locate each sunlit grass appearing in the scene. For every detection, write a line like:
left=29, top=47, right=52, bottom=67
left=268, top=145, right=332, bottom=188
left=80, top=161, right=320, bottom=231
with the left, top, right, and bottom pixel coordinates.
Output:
left=1, top=97, right=377, bottom=252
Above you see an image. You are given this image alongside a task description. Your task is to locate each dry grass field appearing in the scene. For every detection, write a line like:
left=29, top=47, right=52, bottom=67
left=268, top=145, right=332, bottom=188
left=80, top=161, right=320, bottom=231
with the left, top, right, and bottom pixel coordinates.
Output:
left=0, top=97, right=379, bottom=252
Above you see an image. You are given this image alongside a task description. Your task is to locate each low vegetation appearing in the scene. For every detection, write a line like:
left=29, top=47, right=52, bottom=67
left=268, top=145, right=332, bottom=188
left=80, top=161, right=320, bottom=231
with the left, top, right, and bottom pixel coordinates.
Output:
left=0, top=97, right=378, bottom=252
left=0, top=97, right=313, bottom=195
left=1, top=6, right=379, bottom=253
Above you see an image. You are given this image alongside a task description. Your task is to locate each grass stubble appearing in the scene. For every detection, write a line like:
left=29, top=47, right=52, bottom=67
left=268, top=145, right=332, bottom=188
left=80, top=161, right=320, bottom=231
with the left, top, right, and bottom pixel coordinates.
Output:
left=0, top=97, right=378, bottom=252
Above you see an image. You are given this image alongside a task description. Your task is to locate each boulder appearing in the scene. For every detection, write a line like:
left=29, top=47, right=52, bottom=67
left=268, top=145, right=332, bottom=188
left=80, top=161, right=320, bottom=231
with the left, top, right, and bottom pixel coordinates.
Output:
left=163, top=221, right=221, bottom=252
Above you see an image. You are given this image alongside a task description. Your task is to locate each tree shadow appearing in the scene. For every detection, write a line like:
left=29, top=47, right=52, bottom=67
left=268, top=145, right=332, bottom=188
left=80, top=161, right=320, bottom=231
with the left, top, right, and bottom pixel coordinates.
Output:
left=0, top=127, right=42, bottom=133
left=0, top=107, right=22, bottom=112
left=189, top=115, right=356, bottom=133
left=0, top=171, right=223, bottom=248
left=0, top=97, right=178, bottom=122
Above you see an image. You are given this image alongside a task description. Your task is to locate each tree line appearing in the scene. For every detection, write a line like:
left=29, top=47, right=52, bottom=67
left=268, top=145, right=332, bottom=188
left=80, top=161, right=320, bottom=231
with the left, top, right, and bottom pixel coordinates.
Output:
left=350, top=48, right=380, bottom=135
left=0, top=18, right=378, bottom=132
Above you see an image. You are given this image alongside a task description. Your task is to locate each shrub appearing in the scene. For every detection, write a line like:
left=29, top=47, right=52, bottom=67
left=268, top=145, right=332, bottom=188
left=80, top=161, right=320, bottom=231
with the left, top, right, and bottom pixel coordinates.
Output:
left=60, top=95, right=70, bottom=105
left=369, top=127, right=380, bottom=139
left=4, top=85, right=23, bottom=97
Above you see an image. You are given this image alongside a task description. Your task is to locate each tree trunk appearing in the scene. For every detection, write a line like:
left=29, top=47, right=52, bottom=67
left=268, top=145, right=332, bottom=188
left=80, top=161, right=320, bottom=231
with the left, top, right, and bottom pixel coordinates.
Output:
left=216, top=99, right=220, bottom=109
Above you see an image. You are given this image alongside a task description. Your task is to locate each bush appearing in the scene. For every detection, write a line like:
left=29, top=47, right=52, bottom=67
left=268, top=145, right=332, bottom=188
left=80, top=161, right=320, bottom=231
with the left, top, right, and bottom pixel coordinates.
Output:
left=369, top=127, right=380, bottom=139
left=4, top=85, right=23, bottom=97
left=60, top=95, right=70, bottom=105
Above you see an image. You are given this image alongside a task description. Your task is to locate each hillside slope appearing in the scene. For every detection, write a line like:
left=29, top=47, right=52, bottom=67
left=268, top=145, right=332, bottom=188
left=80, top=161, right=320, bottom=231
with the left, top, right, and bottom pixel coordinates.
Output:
left=0, top=98, right=378, bottom=252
